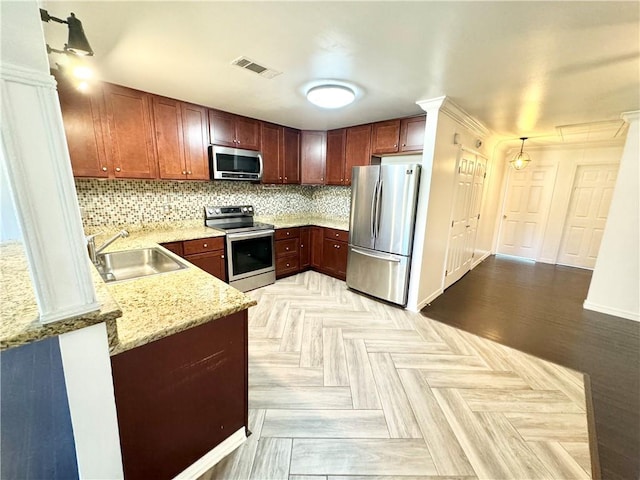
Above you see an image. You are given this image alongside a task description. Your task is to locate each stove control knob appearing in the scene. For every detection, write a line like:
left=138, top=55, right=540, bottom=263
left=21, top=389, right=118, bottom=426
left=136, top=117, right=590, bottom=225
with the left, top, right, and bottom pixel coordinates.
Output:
left=214, top=208, right=221, bottom=214
left=248, top=207, right=253, bottom=212
left=242, top=207, right=248, bottom=212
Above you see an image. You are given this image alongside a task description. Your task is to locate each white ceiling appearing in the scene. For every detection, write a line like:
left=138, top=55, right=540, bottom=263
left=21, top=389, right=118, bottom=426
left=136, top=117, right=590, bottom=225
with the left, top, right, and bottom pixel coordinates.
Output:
left=42, top=1, right=640, bottom=138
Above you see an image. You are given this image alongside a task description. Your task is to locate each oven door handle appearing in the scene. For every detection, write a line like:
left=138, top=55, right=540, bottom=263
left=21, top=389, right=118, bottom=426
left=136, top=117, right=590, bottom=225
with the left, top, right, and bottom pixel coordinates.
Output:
left=227, top=229, right=275, bottom=240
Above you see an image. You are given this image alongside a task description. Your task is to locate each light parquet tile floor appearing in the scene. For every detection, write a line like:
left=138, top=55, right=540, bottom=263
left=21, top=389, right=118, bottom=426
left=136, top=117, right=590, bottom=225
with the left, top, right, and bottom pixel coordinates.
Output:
left=201, top=271, right=592, bottom=480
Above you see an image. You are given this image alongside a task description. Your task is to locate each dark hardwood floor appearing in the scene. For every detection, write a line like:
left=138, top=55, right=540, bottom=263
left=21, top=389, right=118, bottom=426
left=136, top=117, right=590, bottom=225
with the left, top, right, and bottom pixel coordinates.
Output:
left=422, top=255, right=639, bottom=480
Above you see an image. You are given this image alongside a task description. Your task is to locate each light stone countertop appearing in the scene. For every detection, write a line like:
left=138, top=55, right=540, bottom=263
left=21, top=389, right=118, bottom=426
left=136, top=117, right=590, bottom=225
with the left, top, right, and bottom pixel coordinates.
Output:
left=257, top=215, right=349, bottom=231
left=2, top=216, right=347, bottom=354
left=0, top=242, right=122, bottom=351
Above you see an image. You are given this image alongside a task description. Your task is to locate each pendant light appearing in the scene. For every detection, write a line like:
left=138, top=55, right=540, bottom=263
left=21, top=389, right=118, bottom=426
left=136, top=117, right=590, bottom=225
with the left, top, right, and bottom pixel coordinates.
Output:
left=510, top=137, right=531, bottom=170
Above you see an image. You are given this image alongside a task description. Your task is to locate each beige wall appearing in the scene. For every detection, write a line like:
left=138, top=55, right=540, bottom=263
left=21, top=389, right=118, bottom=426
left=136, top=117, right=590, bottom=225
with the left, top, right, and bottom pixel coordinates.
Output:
left=586, top=114, right=639, bottom=321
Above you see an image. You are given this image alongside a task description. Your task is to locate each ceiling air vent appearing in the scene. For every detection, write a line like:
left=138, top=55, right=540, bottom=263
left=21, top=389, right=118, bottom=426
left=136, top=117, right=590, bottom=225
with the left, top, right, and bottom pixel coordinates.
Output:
left=231, top=56, right=281, bottom=79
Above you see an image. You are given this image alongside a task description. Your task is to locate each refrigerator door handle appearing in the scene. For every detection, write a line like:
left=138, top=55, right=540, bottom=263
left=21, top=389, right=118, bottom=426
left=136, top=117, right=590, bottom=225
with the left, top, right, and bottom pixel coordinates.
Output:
left=375, top=180, right=383, bottom=238
left=371, top=179, right=380, bottom=238
left=351, top=247, right=402, bottom=263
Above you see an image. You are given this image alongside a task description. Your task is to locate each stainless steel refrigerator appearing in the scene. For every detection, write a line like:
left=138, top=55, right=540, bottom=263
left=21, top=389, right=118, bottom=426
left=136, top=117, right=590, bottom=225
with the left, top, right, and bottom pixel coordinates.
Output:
left=346, top=164, right=421, bottom=306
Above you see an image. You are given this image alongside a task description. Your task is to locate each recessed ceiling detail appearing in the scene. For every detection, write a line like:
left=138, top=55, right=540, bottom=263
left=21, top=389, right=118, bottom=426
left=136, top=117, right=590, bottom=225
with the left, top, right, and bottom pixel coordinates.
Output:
left=231, top=56, right=281, bottom=79
left=556, top=120, right=628, bottom=143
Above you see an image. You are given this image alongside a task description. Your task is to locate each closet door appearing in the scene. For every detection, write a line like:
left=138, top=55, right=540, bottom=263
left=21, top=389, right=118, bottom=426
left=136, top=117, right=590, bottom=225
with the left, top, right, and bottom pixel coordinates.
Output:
left=444, top=151, right=476, bottom=288
left=556, top=163, right=618, bottom=269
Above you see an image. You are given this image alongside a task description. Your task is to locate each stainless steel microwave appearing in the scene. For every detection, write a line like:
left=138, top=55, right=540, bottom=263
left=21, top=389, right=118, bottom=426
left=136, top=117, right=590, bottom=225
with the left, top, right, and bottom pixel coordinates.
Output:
left=209, top=145, right=263, bottom=181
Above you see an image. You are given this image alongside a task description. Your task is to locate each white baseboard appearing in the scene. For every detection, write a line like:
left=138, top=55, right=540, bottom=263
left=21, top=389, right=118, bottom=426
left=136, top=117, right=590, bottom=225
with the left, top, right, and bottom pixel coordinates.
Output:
left=583, top=300, right=639, bottom=322
left=407, top=289, right=443, bottom=313
left=471, top=251, right=491, bottom=269
left=173, top=427, right=247, bottom=479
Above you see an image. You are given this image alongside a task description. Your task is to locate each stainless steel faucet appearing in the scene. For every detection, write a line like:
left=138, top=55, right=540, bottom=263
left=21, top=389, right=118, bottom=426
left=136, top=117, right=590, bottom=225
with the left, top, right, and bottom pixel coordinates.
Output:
left=87, top=230, right=129, bottom=264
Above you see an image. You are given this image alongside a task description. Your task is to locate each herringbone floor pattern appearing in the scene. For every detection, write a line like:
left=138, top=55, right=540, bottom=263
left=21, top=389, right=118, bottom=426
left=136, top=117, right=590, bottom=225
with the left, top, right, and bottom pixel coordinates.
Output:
left=201, top=271, right=592, bottom=480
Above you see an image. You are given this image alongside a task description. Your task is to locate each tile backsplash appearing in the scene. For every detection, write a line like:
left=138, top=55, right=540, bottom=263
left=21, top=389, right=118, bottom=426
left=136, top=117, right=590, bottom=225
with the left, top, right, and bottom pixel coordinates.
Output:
left=75, top=179, right=351, bottom=227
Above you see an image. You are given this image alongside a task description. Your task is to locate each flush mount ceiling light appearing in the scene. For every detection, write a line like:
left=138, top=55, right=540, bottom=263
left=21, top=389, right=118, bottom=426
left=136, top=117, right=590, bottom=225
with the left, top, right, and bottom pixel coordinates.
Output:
left=40, top=8, right=94, bottom=56
left=510, top=137, right=531, bottom=170
left=306, top=85, right=356, bottom=109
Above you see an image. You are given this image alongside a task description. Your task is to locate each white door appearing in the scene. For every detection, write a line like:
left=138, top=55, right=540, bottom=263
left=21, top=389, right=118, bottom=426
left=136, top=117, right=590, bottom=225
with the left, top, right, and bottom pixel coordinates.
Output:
left=556, top=164, right=619, bottom=269
left=444, top=152, right=486, bottom=288
left=497, top=164, right=557, bottom=260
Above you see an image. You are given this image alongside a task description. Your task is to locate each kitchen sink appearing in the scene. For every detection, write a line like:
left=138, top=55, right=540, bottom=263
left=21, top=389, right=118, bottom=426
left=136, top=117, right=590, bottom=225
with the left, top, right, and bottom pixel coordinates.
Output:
left=96, top=247, right=188, bottom=283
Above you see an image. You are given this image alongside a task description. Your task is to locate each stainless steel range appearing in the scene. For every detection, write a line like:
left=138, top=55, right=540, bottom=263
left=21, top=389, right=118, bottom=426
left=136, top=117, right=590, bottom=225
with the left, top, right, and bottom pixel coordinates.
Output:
left=204, top=205, right=275, bottom=292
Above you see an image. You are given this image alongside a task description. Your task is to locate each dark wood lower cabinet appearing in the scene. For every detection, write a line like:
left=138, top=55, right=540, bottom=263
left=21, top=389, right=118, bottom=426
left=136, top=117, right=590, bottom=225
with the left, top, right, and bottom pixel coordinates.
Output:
left=322, top=238, right=348, bottom=280
left=310, top=227, right=324, bottom=269
left=299, top=227, right=310, bottom=269
left=110, top=310, right=248, bottom=480
left=184, top=250, right=227, bottom=282
left=161, top=239, right=226, bottom=282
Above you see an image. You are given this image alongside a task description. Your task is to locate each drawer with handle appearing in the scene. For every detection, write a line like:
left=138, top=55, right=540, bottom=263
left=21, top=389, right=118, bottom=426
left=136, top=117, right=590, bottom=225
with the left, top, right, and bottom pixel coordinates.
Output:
left=276, top=238, right=299, bottom=256
left=183, top=237, right=225, bottom=255
left=324, top=228, right=349, bottom=242
left=275, top=228, right=300, bottom=240
left=276, top=255, right=300, bottom=275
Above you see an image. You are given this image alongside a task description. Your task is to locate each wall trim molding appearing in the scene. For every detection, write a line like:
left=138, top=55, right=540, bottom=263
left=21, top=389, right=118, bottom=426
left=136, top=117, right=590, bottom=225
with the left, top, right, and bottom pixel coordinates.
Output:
left=417, top=96, right=491, bottom=139
left=583, top=300, right=639, bottom=322
left=0, top=63, right=56, bottom=89
left=621, top=110, right=640, bottom=123
left=173, top=427, right=247, bottom=479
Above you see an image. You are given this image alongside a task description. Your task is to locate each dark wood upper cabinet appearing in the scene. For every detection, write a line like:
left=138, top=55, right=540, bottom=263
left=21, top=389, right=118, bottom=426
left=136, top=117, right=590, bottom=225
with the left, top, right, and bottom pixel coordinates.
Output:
left=208, top=109, right=260, bottom=151
left=400, top=115, right=426, bottom=152
left=181, top=103, right=209, bottom=180
left=260, top=122, right=282, bottom=184
left=283, top=127, right=300, bottom=184
left=326, top=128, right=347, bottom=185
left=371, top=119, right=401, bottom=155
left=153, top=98, right=209, bottom=181
left=344, top=124, right=372, bottom=185
left=55, top=71, right=109, bottom=178
left=152, top=96, right=186, bottom=180
left=301, top=131, right=326, bottom=185
left=102, top=83, right=158, bottom=179
left=260, top=124, right=300, bottom=185
left=235, top=116, right=261, bottom=150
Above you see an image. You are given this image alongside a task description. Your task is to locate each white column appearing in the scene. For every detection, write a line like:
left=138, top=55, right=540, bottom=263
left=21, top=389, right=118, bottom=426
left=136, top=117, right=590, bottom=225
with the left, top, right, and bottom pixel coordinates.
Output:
left=584, top=111, right=640, bottom=321
left=59, top=324, right=124, bottom=479
left=0, top=1, right=99, bottom=322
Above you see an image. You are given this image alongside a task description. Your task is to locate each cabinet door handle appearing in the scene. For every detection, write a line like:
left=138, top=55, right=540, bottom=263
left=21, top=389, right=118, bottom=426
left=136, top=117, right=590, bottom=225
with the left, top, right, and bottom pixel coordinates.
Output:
left=285, top=247, right=289, bottom=251
left=101, top=166, right=108, bottom=172
left=187, top=171, right=192, bottom=175
left=286, top=232, right=290, bottom=236
left=221, top=255, right=224, bottom=259
left=402, top=143, right=406, bottom=146
left=286, top=263, right=290, bottom=267
left=335, top=233, right=339, bottom=237
left=336, top=244, right=340, bottom=249
left=182, top=170, right=187, bottom=175
left=203, top=243, right=208, bottom=248
left=394, top=144, right=398, bottom=147
left=321, top=177, right=324, bottom=181
left=115, top=167, right=121, bottom=172
left=300, top=244, right=304, bottom=248
left=279, top=176, right=282, bottom=180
